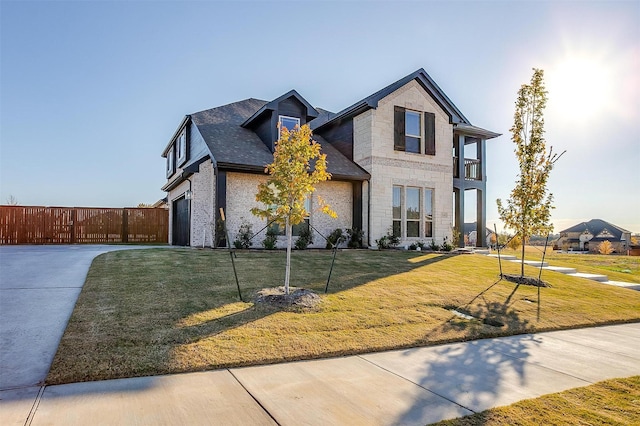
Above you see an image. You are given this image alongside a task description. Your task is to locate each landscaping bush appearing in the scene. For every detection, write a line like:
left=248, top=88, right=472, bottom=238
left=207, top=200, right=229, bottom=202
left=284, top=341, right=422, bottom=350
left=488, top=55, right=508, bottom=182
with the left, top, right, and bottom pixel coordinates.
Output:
left=326, top=228, right=346, bottom=249
left=440, top=236, right=454, bottom=252
left=262, top=226, right=278, bottom=250
left=376, top=230, right=399, bottom=249
left=429, top=239, right=439, bottom=251
left=233, top=220, right=254, bottom=249
left=294, top=224, right=313, bottom=250
left=346, top=227, right=364, bottom=248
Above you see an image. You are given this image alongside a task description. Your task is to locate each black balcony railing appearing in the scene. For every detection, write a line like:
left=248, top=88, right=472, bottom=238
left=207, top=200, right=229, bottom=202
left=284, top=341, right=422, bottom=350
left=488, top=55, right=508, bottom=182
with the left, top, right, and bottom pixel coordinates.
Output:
left=453, top=157, right=482, bottom=180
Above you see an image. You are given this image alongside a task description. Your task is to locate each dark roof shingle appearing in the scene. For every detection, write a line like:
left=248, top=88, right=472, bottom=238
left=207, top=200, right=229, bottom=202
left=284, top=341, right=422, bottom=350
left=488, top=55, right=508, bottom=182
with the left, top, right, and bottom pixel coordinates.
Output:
left=190, top=99, right=369, bottom=180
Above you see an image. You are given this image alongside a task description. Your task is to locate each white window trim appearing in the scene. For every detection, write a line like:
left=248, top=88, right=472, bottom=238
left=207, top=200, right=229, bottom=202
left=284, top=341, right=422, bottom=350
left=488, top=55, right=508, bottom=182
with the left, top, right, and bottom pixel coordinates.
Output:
left=176, top=129, right=187, bottom=166
left=391, top=185, right=436, bottom=239
left=405, top=110, right=422, bottom=154
left=406, top=187, right=421, bottom=238
left=424, top=188, right=434, bottom=238
left=278, top=115, right=301, bottom=139
left=166, top=146, right=175, bottom=178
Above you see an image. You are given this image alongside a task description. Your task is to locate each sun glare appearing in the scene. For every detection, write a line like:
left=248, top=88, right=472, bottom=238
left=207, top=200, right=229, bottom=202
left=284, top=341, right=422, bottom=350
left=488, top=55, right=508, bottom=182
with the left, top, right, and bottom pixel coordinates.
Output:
left=547, top=55, right=614, bottom=123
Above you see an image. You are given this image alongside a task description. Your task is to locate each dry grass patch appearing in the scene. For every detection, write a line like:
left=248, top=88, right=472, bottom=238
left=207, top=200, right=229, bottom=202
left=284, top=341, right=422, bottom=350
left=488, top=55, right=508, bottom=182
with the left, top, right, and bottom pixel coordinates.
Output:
left=434, top=376, right=640, bottom=425
left=47, top=249, right=640, bottom=384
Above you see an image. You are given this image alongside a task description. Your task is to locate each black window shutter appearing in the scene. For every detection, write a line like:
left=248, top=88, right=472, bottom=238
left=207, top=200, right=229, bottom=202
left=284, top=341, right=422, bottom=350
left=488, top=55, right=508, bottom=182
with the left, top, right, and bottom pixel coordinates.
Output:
left=394, top=106, right=405, bottom=151
left=425, top=112, right=436, bottom=155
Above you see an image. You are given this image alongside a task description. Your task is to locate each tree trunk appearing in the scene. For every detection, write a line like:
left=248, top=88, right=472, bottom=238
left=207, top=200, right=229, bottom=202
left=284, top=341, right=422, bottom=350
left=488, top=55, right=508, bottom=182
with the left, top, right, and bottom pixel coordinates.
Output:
left=520, top=236, right=526, bottom=277
left=284, top=216, right=292, bottom=295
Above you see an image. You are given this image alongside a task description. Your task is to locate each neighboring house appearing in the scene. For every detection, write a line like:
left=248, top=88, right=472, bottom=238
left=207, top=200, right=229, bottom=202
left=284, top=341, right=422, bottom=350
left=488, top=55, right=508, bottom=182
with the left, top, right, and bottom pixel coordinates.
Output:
left=463, top=222, right=494, bottom=247
left=555, top=219, right=632, bottom=253
left=161, top=68, right=500, bottom=248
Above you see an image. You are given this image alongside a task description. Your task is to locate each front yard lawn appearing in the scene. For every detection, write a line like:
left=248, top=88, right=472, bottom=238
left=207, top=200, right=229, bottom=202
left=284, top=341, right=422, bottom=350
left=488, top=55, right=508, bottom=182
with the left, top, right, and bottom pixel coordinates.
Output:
left=434, top=376, right=640, bottom=426
left=47, top=249, right=640, bottom=384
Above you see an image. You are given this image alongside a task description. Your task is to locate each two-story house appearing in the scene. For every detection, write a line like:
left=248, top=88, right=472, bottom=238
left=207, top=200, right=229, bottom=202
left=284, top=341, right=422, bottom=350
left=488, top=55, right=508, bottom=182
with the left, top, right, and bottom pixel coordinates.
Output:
left=161, top=69, right=500, bottom=248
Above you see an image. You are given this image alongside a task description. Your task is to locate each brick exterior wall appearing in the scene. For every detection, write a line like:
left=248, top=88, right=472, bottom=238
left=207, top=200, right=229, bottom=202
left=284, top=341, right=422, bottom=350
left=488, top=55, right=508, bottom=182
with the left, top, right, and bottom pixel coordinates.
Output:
left=225, top=172, right=351, bottom=249
left=190, top=160, right=215, bottom=247
left=354, top=79, right=454, bottom=247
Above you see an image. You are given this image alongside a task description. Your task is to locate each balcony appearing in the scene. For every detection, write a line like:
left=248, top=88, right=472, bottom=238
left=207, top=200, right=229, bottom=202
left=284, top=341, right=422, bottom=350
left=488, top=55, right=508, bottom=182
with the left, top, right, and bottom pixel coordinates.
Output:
left=453, top=157, right=482, bottom=180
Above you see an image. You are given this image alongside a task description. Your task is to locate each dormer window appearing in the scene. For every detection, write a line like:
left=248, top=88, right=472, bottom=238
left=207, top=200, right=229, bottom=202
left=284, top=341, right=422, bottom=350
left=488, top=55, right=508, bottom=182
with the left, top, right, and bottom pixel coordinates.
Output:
left=176, top=129, right=187, bottom=166
left=166, top=145, right=175, bottom=178
left=278, top=115, right=300, bottom=139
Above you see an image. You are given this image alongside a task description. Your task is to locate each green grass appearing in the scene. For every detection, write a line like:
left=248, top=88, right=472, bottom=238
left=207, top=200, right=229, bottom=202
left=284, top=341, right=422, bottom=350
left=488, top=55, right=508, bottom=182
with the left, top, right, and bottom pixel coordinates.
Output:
left=47, top=249, right=640, bottom=385
left=433, top=376, right=640, bottom=425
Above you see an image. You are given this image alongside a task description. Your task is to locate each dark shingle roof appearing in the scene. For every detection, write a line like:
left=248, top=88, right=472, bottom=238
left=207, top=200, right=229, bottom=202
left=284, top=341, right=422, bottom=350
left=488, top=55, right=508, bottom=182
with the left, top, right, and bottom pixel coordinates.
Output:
left=190, top=99, right=369, bottom=180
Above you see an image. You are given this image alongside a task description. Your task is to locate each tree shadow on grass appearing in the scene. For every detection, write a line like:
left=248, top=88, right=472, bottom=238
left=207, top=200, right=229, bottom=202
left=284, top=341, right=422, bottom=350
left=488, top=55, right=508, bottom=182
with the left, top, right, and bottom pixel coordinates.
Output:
left=391, top=279, right=543, bottom=425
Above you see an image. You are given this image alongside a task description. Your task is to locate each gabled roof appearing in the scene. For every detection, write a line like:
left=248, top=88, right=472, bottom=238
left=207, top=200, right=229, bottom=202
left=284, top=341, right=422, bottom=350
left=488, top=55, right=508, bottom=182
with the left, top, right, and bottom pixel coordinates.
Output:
left=560, top=219, right=631, bottom=241
left=189, top=99, right=369, bottom=180
left=312, top=68, right=471, bottom=131
left=241, top=90, right=319, bottom=128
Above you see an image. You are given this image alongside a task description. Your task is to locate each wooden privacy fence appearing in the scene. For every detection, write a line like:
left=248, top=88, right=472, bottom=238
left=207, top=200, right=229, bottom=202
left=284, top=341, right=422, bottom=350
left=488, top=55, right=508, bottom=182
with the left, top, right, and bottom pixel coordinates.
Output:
left=0, top=206, right=169, bottom=245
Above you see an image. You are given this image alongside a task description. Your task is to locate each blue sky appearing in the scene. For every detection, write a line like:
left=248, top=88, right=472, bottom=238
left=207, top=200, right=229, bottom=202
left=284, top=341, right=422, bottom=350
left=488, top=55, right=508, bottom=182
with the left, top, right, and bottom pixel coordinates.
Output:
left=1, top=0, right=638, bottom=233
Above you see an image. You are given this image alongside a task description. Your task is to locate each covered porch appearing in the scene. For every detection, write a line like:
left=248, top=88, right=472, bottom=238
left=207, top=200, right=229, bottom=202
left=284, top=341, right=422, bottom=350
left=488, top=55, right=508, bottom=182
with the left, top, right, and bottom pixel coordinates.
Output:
left=453, top=124, right=501, bottom=248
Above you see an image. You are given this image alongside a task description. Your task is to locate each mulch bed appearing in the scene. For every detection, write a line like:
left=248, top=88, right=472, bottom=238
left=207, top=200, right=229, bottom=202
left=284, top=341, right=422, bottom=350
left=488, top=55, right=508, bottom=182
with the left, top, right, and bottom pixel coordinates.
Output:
left=254, top=287, right=322, bottom=310
left=502, top=274, right=551, bottom=287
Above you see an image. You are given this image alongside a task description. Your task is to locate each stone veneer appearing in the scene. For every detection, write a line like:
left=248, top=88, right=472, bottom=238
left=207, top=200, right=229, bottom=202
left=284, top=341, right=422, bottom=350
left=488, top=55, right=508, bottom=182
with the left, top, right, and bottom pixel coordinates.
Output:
left=190, top=160, right=215, bottom=247
left=354, top=79, right=454, bottom=246
left=226, top=172, right=352, bottom=249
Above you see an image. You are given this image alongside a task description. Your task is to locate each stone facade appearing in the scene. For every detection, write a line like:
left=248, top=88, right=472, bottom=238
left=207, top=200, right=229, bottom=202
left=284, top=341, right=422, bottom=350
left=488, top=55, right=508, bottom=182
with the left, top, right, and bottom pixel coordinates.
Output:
left=190, top=160, right=215, bottom=247
left=225, top=172, right=351, bottom=249
left=354, top=80, right=453, bottom=246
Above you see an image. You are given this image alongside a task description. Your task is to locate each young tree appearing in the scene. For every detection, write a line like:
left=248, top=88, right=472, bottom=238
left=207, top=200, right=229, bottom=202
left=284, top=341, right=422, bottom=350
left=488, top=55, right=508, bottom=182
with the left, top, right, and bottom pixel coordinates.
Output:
left=252, top=123, right=335, bottom=295
left=497, top=69, right=564, bottom=277
left=598, top=240, right=614, bottom=255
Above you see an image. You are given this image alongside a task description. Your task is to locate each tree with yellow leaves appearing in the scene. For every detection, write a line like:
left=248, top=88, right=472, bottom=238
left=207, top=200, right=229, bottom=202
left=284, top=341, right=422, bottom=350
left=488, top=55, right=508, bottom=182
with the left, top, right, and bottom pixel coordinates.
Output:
left=252, top=123, right=335, bottom=294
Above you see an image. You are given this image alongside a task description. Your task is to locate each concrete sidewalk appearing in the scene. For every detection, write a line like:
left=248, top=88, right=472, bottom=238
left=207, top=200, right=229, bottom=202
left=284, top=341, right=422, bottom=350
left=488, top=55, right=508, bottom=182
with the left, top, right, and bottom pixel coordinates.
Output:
left=3, top=323, right=639, bottom=425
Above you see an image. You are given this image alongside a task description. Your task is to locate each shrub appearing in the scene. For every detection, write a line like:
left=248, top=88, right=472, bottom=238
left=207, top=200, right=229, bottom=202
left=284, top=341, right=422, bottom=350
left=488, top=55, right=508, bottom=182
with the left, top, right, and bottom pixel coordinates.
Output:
left=294, top=224, right=313, bottom=250
left=233, top=220, right=254, bottom=249
left=376, top=230, right=399, bottom=250
left=440, top=236, right=454, bottom=252
left=346, top=227, right=364, bottom=248
left=429, top=239, right=439, bottom=251
left=262, top=226, right=279, bottom=250
left=598, top=240, right=614, bottom=255
left=326, top=228, right=346, bottom=249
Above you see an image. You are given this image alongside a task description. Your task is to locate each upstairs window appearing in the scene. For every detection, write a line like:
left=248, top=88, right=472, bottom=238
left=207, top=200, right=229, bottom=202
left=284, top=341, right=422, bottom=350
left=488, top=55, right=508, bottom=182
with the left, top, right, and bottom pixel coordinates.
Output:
left=176, top=129, right=187, bottom=166
left=278, top=115, right=300, bottom=139
left=394, top=106, right=436, bottom=155
left=166, top=145, right=175, bottom=178
left=405, top=111, right=421, bottom=153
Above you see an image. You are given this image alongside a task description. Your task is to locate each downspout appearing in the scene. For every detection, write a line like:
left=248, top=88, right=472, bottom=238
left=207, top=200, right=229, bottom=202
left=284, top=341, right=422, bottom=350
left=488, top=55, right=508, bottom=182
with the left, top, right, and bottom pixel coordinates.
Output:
left=186, top=177, right=192, bottom=246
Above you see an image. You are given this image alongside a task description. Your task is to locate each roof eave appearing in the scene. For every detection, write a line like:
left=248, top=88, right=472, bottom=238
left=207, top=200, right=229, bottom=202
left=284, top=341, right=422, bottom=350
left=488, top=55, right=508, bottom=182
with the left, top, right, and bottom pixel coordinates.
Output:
left=162, top=115, right=190, bottom=157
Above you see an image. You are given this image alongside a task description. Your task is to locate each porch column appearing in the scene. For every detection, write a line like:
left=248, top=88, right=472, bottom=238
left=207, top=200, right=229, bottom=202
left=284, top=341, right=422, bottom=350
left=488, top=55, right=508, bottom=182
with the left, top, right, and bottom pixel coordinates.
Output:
left=454, top=187, right=464, bottom=247
left=455, top=134, right=465, bottom=179
left=477, top=188, right=486, bottom=247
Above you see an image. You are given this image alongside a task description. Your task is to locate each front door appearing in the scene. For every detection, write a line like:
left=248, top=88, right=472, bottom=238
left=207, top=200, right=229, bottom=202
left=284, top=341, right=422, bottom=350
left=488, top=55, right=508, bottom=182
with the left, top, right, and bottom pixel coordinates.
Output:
left=172, top=197, right=190, bottom=246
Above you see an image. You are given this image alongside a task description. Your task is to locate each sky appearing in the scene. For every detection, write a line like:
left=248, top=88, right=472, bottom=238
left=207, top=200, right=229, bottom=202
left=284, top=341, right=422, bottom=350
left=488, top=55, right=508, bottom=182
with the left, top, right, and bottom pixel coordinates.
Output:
left=1, top=0, right=639, bottom=234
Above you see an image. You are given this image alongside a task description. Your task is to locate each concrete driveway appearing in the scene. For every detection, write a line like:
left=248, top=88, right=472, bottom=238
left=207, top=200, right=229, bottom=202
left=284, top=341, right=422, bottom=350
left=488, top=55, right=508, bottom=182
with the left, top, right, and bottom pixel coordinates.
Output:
left=0, top=245, right=164, bottom=411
